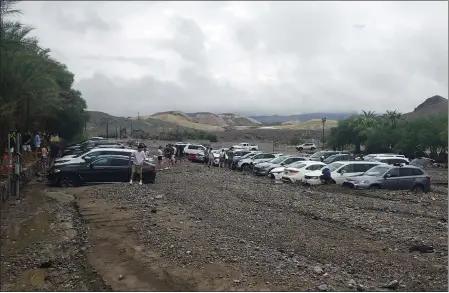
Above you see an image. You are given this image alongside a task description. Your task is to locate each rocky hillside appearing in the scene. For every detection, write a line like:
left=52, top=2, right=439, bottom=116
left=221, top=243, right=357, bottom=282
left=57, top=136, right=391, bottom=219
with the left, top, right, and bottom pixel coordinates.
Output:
left=403, top=95, right=448, bottom=119
left=150, top=111, right=261, bottom=131
left=250, top=112, right=355, bottom=124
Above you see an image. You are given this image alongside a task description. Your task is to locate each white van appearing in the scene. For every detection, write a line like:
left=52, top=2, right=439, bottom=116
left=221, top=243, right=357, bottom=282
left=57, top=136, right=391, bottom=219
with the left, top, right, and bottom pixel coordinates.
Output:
left=302, top=161, right=385, bottom=185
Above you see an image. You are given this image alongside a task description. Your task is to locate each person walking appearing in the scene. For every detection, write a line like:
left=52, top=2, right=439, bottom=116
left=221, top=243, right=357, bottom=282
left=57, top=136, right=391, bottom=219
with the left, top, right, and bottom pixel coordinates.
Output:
left=208, top=147, right=214, bottom=168
left=227, top=147, right=234, bottom=170
left=172, top=144, right=177, bottom=165
left=219, top=148, right=226, bottom=168
left=204, top=147, right=210, bottom=166
left=130, top=144, right=147, bottom=185
left=22, top=132, right=32, bottom=157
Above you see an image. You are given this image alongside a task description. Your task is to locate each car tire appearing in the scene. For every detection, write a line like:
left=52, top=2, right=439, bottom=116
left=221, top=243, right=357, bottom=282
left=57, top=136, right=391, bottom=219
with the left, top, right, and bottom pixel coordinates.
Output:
left=251, top=148, right=257, bottom=151
left=59, top=175, right=81, bottom=187
left=297, top=147, right=303, bottom=152
left=310, top=147, right=316, bottom=151
left=369, top=184, right=381, bottom=190
left=242, top=164, right=250, bottom=171
left=412, top=185, right=424, bottom=194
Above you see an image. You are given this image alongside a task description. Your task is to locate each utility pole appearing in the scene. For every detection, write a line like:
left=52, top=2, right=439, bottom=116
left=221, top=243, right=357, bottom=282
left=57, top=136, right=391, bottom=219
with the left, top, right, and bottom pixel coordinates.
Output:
left=106, top=121, right=109, bottom=139
left=115, top=125, right=118, bottom=139
left=321, top=117, right=327, bottom=150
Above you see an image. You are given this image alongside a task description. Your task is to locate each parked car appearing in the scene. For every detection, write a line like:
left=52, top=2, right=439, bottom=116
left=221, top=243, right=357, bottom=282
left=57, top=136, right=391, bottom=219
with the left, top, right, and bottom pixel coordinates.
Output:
left=268, top=159, right=312, bottom=179
left=309, top=150, right=351, bottom=162
left=63, top=140, right=122, bottom=156
left=232, top=151, right=261, bottom=170
left=232, top=142, right=259, bottom=151
left=302, top=161, right=384, bottom=185
left=253, top=156, right=307, bottom=176
left=281, top=161, right=327, bottom=183
left=47, top=155, right=156, bottom=187
left=342, top=164, right=430, bottom=193
left=55, top=148, right=147, bottom=166
left=363, top=153, right=406, bottom=161
left=184, top=144, right=206, bottom=157
left=248, top=153, right=284, bottom=170
left=323, top=153, right=354, bottom=164
left=296, top=143, right=316, bottom=152
left=410, top=157, right=435, bottom=168
left=188, top=151, right=207, bottom=163
left=372, top=156, right=410, bottom=165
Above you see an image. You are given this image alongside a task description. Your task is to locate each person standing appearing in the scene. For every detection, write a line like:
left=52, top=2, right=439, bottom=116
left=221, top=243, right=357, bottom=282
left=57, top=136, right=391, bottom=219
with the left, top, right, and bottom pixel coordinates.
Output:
left=208, top=147, right=214, bottom=168
left=172, top=144, right=177, bottom=165
left=219, top=148, right=226, bottom=168
left=40, top=144, right=48, bottom=174
left=33, top=132, right=41, bottom=159
left=130, top=144, right=147, bottom=185
left=204, top=147, right=210, bottom=166
left=22, top=132, right=31, bottom=157
left=227, top=148, right=234, bottom=170
left=157, top=146, right=163, bottom=170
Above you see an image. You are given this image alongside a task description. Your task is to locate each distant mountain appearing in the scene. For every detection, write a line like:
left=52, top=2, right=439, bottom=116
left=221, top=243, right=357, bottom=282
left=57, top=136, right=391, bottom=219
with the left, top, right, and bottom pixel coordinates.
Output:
left=249, top=112, right=356, bottom=124
left=403, top=95, right=448, bottom=119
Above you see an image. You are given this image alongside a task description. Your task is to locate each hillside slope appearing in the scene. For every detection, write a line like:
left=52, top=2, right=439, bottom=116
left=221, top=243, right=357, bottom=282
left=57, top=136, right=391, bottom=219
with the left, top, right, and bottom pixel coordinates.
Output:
left=403, top=95, right=448, bottom=119
left=150, top=111, right=261, bottom=131
left=87, top=111, right=191, bottom=137
left=250, top=112, right=355, bottom=124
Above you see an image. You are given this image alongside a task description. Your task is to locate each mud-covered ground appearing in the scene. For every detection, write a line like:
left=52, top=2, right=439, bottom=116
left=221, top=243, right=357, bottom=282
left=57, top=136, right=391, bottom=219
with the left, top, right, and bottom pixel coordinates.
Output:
left=1, top=161, right=447, bottom=291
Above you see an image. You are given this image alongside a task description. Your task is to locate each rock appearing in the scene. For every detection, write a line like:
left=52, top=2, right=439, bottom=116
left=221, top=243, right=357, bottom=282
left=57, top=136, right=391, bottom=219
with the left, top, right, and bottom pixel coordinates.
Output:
left=155, top=194, right=164, bottom=199
left=383, top=280, right=400, bottom=289
left=150, top=208, right=157, bottom=213
left=186, top=250, right=191, bottom=254
left=313, top=265, right=324, bottom=274
left=239, top=239, right=246, bottom=244
left=170, top=245, right=175, bottom=248
left=317, top=284, right=328, bottom=291
left=348, top=279, right=357, bottom=287
left=233, top=279, right=241, bottom=284
left=118, top=274, right=124, bottom=280
left=357, top=284, right=367, bottom=291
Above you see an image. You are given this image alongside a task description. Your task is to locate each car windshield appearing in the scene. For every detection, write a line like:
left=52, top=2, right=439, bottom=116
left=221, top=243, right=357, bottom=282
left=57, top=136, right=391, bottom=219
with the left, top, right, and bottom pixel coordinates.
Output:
left=241, top=153, right=256, bottom=159
left=323, top=155, right=339, bottom=163
left=288, top=162, right=307, bottom=169
left=363, top=165, right=390, bottom=176
left=74, top=151, right=90, bottom=158
left=310, top=151, right=324, bottom=158
left=253, top=154, right=267, bottom=160
left=322, top=162, right=344, bottom=172
left=270, top=156, right=288, bottom=164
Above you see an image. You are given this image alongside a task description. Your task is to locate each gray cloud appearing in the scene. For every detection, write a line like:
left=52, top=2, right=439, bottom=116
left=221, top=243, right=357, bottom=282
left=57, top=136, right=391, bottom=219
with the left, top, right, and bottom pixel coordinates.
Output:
left=15, top=1, right=448, bottom=116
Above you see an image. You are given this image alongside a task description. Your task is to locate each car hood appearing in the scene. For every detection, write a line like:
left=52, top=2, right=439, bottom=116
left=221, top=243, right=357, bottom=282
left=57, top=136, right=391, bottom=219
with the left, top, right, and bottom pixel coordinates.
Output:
left=303, top=170, right=322, bottom=177
left=55, top=158, right=84, bottom=166
left=270, top=166, right=285, bottom=173
left=58, top=155, right=76, bottom=160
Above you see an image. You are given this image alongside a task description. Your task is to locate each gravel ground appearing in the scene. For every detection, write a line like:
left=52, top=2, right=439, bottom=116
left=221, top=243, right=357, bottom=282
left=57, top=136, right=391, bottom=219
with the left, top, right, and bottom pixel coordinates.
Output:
left=84, top=161, right=448, bottom=291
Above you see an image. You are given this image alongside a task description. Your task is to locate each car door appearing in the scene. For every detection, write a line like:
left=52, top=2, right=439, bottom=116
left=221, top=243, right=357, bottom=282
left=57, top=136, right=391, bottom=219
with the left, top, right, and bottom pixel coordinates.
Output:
left=334, top=164, right=354, bottom=184
left=381, top=167, right=400, bottom=189
left=397, top=168, right=415, bottom=190
left=111, top=158, right=132, bottom=182
left=79, top=157, right=112, bottom=183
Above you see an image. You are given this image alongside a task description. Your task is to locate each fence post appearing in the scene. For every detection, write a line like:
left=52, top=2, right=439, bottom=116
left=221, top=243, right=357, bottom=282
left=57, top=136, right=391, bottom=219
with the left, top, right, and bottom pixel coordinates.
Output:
left=15, top=134, right=21, bottom=197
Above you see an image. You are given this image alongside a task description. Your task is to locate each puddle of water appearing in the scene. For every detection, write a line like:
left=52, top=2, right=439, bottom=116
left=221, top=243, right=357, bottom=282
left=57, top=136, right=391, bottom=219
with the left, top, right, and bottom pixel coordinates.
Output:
left=2, top=211, right=51, bottom=254
left=12, top=268, right=48, bottom=291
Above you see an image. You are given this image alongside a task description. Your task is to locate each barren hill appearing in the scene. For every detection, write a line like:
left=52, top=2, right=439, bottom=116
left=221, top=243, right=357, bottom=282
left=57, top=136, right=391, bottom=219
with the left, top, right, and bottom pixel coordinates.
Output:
left=403, top=95, right=448, bottom=119
left=150, top=111, right=261, bottom=131
left=87, top=111, right=190, bottom=137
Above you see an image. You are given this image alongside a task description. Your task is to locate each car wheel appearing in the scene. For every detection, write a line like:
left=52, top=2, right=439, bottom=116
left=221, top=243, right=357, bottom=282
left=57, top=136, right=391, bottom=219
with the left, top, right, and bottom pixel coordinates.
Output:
left=251, top=148, right=257, bottom=151
left=412, top=185, right=424, bottom=194
left=242, top=164, right=250, bottom=171
left=298, top=147, right=303, bottom=152
left=311, top=147, right=316, bottom=151
left=369, top=184, right=380, bottom=190
left=59, top=175, right=80, bottom=187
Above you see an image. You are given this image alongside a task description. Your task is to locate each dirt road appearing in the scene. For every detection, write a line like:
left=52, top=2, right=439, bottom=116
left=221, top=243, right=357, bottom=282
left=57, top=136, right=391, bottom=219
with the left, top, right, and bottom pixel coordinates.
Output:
left=1, top=162, right=447, bottom=291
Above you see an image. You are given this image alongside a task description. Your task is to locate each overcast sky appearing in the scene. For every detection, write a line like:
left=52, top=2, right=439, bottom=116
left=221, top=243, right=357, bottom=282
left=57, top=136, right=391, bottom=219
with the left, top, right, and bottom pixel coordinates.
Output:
left=16, top=1, right=448, bottom=117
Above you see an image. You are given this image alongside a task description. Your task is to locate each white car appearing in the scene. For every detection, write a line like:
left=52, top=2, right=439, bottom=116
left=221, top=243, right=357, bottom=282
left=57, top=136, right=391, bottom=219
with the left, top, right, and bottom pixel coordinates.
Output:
left=302, top=161, right=385, bottom=185
left=237, top=152, right=273, bottom=170
left=281, top=161, right=326, bottom=183
left=363, top=153, right=406, bottom=161
left=372, top=156, right=410, bottom=165
left=253, top=156, right=307, bottom=176
left=295, top=143, right=316, bottom=152
left=55, top=148, right=144, bottom=166
left=232, top=142, right=259, bottom=151
left=183, top=144, right=206, bottom=156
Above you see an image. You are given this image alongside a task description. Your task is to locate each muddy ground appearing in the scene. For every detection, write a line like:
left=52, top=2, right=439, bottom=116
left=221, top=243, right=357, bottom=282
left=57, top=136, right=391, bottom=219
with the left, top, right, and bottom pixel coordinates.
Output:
left=0, top=161, right=447, bottom=291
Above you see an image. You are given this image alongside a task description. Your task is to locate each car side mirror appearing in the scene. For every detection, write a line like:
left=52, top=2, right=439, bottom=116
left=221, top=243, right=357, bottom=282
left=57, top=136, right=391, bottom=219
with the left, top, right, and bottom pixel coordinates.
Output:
left=85, top=156, right=91, bottom=160
left=340, top=169, right=346, bottom=174
left=89, top=163, right=93, bottom=169
left=383, top=173, right=391, bottom=179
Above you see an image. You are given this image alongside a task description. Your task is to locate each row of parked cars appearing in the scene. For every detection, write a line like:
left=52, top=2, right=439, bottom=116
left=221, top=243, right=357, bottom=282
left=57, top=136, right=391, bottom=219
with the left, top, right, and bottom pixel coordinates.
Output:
left=199, top=149, right=434, bottom=193
left=47, top=137, right=156, bottom=187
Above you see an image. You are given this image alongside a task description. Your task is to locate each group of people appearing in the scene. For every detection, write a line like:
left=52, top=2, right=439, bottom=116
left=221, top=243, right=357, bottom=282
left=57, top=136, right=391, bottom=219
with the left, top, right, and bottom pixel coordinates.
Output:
left=3, top=130, right=63, bottom=174
left=155, top=144, right=186, bottom=170
left=204, top=147, right=235, bottom=169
